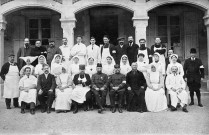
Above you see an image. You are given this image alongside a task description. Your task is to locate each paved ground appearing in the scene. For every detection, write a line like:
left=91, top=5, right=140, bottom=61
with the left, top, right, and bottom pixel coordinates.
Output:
left=0, top=95, right=209, bottom=135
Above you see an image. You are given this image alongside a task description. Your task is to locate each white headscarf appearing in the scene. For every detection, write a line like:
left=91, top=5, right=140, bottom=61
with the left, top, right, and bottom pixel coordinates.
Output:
left=87, top=57, right=95, bottom=66
left=38, top=55, right=47, bottom=64
left=51, top=54, right=63, bottom=76
left=120, top=55, right=130, bottom=67
left=34, top=55, right=47, bottom=76
left=106, top=55, right=115, bottom=66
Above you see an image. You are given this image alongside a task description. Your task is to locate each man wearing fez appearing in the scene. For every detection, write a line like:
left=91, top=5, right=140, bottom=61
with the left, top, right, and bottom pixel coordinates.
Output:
left=91, top=63, right=108, bottom=113
left=47, top=39, right=62, bottom=66
left=109, top=64, right=126, bottom=113
left=71, top=65, right=91, bottom=114
left=126, top=36, right=139, bottom=66
left=0, top=53, right=20, bottom=109
left=184, top=48, right=204, bottom=107
left=37, top=64, right=56, bottom=113
left=17, top=38, right=32, bottom=69
left=115, top=37, right=128, bottom=65
left=101, top=35, right=116, bottom=65
left=30, top=40, right=47, bottom=66
left=138, top=39, right=152, bottom=64
left=126, top=62, right=147, bottom=113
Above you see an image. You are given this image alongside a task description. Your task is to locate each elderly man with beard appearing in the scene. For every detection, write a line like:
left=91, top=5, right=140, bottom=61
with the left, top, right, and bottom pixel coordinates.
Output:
left=126, top=62, right=147, bottom=113
left=37, top=64, right=56, bottom=113
left=109, top=64, right=126, bottom=113
left=138, top=39, right=152, bottom=64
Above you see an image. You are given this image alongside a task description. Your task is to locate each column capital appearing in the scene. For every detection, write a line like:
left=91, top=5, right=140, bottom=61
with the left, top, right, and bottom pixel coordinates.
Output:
left=60, top=18, right=76, bottom=29
left=132, top=16, right=149, bottom=28
left=0, top=20, right=7, bottom=31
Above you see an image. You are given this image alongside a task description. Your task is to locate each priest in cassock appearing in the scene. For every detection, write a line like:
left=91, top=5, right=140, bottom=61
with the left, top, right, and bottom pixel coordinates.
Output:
left=138, top=39, right=152, bottom=64
left=0, top=53, right=20, bottom=109
left=19, top=67, right=37, bottom=115
left=126, top=36, right=139, bottom=66
left=70, top=35, right=87, bottom=65
left=115, top=37, right=128, bottom=64
left=30, top=40, right=47, bottom=66
left=100, top=35, right=116, bottom=65
left=126, top=62, right=147, bottom=113
left=71, top=65, right=91, bottom=114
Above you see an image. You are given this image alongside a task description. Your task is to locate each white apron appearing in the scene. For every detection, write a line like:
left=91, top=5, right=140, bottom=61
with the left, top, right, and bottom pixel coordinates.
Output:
left=18, top=77, right=37, bottom=106
left=101, top=47, right=111, bottom=65
left=3, top=65, right=20, bottom=98
left=138, top=49, right=149, bottom=64
left=70, top=76, right=90, bottom=103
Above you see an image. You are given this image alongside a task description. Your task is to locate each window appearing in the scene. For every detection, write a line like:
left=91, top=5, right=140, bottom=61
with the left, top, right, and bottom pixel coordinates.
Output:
left=157, top=16, right=180, bottom=49
left=28, top=19, right=51, bottom=46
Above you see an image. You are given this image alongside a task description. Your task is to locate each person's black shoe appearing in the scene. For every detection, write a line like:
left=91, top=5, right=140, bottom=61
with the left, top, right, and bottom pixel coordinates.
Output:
left=21, top=109, right=25, bottom=114
left=47, top=107, right=51, bottom=114
left=118, top=107, right=123, bottom=113
left=198, top=103, right=203, bottom=107
left=170, top=106, right=177, bottom=111
left=189, top=102, right=194, bottom=106
left=112, top=107, right=116, bottom=113
left=7, top=106, right=11, bottom=109
left=30, top=109, right=35, bottom=115
left=63, top=111, right=67, bottom=113
left=98, top=109, right=102, bottom=113
left=73, top=108, right=78, bottom=114
left=83, top=105, right=88, bottom=111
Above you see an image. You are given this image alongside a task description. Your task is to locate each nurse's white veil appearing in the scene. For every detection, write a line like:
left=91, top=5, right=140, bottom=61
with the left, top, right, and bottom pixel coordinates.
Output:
left=71, top=56, right=80, bottom=64
left=87, top=57, right=95, bottom=66
left=51, top=54, right=62, bottom=65
left=106, top=55, right=115, bottom=66
left=38, top=55, right=47, bottom=64
left=120, top=55, right=130, bottom=66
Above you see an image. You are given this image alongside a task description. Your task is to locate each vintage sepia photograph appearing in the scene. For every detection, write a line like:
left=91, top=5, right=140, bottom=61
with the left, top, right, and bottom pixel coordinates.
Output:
left=0, top=0, right=209, bottom=134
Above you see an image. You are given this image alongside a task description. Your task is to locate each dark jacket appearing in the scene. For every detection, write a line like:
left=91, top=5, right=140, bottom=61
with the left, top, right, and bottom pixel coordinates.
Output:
left=0, top=62, right=19, bottom=81
left=101, top=43, right=116, bottom=62
left=92, top=72, right=108, bottom=90
left=73, top=73, right=91, bottom=87
left=126, top=43, right=139, bottom=65
left=183, top=58, right=204, bottom=83
left=151, top=43, right=166, bottom=55
left=37, top=73, right=56, bottom=93
left=115, top=44, right=128, bottom=64
left=17, top=46, right=32, bottom=69
left=126, top=70, right=147, bottom=96
left=30, top=46, right=47, bottom=66
left=109, top=73, right=126, bottom=90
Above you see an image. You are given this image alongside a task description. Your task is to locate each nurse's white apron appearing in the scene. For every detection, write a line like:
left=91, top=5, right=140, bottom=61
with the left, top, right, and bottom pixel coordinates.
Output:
left=101, top=46, right=111, bottom=65
left=3, top=65, right=20, bottom=98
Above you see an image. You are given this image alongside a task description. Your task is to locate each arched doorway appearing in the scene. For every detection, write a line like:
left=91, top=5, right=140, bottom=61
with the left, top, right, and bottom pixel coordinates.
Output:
left=147, top=3, right=207, bottom=68
left=4, top=7, right=62, bottom=62
left=74, top=6, right=134, bottom=45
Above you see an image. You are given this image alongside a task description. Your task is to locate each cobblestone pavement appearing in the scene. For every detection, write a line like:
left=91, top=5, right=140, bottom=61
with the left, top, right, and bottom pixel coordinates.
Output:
left=0, top=95, right=209, bottom=135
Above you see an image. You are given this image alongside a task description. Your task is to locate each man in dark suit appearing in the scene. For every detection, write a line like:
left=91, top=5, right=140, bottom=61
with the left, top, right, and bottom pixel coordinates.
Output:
left=126, top=36, right=139, bottom=65
left=17, top=38, right=32, bottom=69
left=184, top=48, right=204, bottom=107
left=37, top=64, right=56, bottom=113
left=115, top=37, right=128, bottom=64
left=30, top=40, right=47, bottom=66
left=126, top=62, right=147, bottom=113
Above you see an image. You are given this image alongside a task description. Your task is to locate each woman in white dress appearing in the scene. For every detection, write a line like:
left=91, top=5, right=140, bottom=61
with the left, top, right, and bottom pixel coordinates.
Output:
left=103, top=56, right=115, bottom=76
left=166, top=54, right=184, bottom=76
left=120, top=55, right=131, bottom=76
left=51, top=54, right=63, bottom=77
left=145, top=64, right=167, bottom=112
left=137, top=53, right=148, bottom=77
left=34, top=55, right=47, bottom=77
left=86, top=57, right=97, bottom=78
left=19, top=56, right=37, bottom=77
left=55, top=66, right=74, bottom=113
left=70, top=56, right=80, bottom=79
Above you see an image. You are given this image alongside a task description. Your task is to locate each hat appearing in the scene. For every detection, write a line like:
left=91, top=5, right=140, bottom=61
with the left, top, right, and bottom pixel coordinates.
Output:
left=190, top=48, right=197, bottom=53
left=117, top=37, right=125, bottom=41
left=114, top=64, right=120, bottom=69
left=138, top=53, right=145, bottom=58
left=48, top=39, right=55, bottom=42
left=79, top=65, right=85, bottom=70
left=19, top=56, right=38, bottom=63
left=97, top=63, right=102, bottom=67
left=8, top=52, right=15, bottom=57
left=170, top=54, right=178, bottom=59
left=153, top=52, right=160, bottom=57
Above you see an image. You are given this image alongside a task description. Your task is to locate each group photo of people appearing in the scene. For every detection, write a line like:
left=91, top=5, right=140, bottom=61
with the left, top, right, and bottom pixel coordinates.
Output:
left=0, top=35, right=205, bottom=115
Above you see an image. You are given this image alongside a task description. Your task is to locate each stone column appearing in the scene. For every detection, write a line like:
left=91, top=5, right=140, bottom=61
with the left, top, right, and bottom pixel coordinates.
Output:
left=60, top=18, right=76, bottom=48
left=132, top=16, right=149, bottom=44
left=0, top=19, right=6, bottom=97
left=204, top=12, right=209, bottom=90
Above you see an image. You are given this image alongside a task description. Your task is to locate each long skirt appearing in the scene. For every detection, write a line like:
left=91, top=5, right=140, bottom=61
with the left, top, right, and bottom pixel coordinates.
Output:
left=70, top=85, right=90, bottom=103
left=18, top=89, right=37, bottom=106
left=55, top=88, right=73, bottom=110
left=145, top=86, right=167, bottom=112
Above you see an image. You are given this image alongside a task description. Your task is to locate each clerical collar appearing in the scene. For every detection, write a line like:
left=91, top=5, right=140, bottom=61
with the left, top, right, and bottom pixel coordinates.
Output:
left=191, top=57, right=195, bottom=61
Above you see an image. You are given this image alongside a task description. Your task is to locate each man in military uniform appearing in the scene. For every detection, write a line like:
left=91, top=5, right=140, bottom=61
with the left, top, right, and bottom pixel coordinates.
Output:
left=91, top=63, right=108, bottom=113
left=109, top=64, right=126, bottom=113
left=184, top=48, right=204, bottom=107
